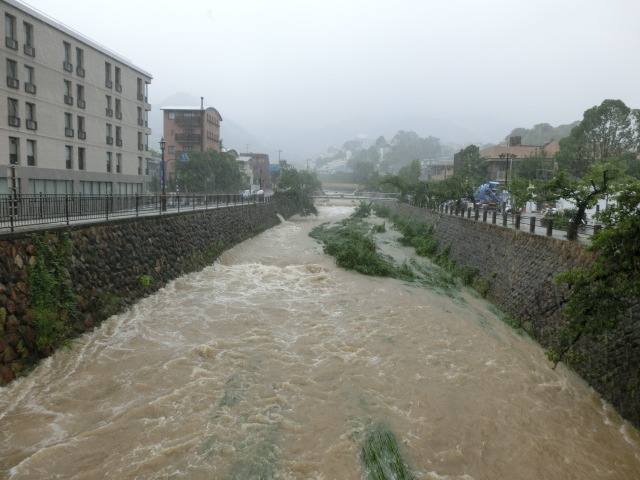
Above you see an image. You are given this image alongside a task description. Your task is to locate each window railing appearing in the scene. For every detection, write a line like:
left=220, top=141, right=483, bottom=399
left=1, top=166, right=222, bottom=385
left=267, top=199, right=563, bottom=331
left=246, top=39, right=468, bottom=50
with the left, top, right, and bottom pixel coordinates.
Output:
left=0, top=193, right=273, bottom=233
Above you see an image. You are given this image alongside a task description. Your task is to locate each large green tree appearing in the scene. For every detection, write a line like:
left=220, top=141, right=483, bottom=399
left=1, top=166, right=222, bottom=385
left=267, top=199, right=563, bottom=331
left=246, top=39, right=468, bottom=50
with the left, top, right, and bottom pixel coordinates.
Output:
left=275, top=161, right=322, bottom=216
left=555, top=99, right=639, bottom=178
left=551, top=178, right=640, bottom=365
left=174, top=150, right=245, bottom=194
left=455, top=144, right=487, bottom=186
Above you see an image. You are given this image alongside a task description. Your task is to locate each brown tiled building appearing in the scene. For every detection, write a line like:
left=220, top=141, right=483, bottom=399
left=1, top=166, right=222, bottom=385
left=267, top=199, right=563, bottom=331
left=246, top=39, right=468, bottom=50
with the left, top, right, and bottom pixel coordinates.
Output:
left=161, top=101, right=222, bottom=179
left=477, top=137, right=560, bottom=185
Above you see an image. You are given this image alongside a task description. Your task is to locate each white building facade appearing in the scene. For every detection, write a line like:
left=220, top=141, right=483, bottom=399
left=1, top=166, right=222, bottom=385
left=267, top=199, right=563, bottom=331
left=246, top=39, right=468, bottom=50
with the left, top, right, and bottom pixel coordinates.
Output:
left=1, top=0, right=153, bottom=196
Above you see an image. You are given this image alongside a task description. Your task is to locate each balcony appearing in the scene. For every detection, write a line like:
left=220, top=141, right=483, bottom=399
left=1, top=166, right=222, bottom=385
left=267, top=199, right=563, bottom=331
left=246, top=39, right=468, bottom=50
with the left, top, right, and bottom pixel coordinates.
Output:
left=115, top=84, right=122, bottom=92
left=105, top=79, right=113, bottom=88
left=106, top=136, right=114, bottom=145
left=63, top=61, right=73, bottom=72
left=116, top=139, right=123, bottom=147
left=8, top=116, right=20, bottom=127
left=175, top=116, right=201, bottom=126
left=7, top=77, right=19, bottom=89
left=24, top=45, right=35, bottom=57
left=25, top=83, right=36, bottom=94
left=65, top=128, right=74, bottom=138
left=5, top=37, right=17, bottom=50
left=26, top=119, right=37, bottom=130
left=116, top=112, right=122, bottom=120
left=77, top=99, right=86, bottom=109
left=76, top=66, right=85, bottom=77
left=105, top=108, right=113, bottom=117
left=64, top=95, right=74, bottom=105
left=78, top=131, right=86, bottom=140
left=175, top=133, right=201, bottom=143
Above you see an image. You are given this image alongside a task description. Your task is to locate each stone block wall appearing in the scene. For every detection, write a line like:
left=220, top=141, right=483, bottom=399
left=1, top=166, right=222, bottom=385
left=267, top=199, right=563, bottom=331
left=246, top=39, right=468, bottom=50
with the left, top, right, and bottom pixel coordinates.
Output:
left=0, top=198, right=300, bottom=385
left=384, top=202, right=639, bottom=428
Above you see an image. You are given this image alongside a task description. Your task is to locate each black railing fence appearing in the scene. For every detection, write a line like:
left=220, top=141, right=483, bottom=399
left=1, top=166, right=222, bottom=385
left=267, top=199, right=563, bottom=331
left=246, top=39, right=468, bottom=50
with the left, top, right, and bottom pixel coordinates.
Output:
left=0, top=193, right=271, bottom=233
left=404, top=199, right=601, bottom=241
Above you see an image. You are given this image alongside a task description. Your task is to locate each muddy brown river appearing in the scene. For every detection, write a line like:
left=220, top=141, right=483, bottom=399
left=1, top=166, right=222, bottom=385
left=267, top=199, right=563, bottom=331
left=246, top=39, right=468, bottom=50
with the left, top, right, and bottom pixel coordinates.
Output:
left=0, top=203, right=638, bottom=479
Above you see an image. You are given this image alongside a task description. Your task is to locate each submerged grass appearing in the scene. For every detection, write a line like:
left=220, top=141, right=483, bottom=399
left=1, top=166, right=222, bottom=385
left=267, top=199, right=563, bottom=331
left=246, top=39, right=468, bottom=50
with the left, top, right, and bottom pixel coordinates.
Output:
left=310, top=217, right=413, bottom=281
left=361, top=424, right=415, bottom=480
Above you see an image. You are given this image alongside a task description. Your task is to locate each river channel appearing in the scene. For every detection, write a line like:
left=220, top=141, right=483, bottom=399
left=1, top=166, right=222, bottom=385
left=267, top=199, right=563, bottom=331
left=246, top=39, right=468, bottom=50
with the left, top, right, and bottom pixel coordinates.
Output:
left=0, top=202, right=638, bottom=479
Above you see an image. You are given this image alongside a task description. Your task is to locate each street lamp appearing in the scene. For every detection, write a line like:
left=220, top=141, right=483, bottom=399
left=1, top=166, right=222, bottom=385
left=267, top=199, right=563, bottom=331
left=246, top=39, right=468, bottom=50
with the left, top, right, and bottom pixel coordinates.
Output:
left=499, top=153, right=517, bottom=187
left=160, top=136, right=166, bottom=211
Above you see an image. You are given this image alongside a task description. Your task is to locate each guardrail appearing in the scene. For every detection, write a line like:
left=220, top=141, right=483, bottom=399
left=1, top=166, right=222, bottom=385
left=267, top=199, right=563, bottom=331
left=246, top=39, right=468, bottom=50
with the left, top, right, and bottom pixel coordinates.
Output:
left=0, top=193, right=271, bottom=233
left=406, top=200, right=601, bottom=241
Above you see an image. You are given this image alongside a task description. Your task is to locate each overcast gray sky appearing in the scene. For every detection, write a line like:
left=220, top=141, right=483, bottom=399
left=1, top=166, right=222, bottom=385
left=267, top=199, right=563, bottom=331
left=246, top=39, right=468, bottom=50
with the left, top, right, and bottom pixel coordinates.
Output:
left=20, top=0, right=640, bottom=162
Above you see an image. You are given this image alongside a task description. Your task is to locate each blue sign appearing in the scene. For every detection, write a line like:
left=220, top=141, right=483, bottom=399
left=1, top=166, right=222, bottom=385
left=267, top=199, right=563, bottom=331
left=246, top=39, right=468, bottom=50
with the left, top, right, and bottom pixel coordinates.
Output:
left=180, top=153, right=189, bottom=162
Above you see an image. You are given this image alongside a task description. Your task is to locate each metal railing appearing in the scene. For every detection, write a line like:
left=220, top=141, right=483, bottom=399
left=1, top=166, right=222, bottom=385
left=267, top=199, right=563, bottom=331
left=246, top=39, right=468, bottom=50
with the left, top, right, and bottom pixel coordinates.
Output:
left=405, top=200, right=600, bottom=241
left=0, top=193, right=271, bottom=233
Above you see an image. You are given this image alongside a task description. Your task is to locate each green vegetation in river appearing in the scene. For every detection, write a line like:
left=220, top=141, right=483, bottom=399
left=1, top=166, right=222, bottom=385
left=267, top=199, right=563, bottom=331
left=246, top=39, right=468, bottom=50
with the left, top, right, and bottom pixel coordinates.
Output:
left=361, top=424, right=415, bottom=480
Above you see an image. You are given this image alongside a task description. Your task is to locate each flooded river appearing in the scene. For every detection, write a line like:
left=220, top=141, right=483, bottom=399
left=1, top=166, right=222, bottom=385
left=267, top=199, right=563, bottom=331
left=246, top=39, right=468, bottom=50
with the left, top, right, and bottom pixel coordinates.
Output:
left=0, top=203, right=638, bottom=479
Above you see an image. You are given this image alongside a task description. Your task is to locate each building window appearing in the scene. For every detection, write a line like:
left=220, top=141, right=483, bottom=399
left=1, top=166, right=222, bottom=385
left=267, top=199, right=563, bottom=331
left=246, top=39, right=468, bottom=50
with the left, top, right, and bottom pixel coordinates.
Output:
left=78, top=147, right=85, bottom=170
left=65, top=145, right=73, bottom=169
left=9, top=137, right=19, bottom=164
left=105, top=62, right=112, bottom=88
left=63, top=41, right=72, bottom=71
left=76, top=47, right=84, bottom=76
left=6, top=59, right=19, bottom=88
left=115, top=98, right=122, bottom=119
left=24, top=65, right=36, bottom=93
left=137, top=77, right=144, bottom=101
left=137, top=132, right=143, bottom=150
left=77, top=84, right=85, bottom=109
left=26, top=102, right=37, bottom=130
left=8, top=98, right=20, bottom=127
left=27, top=139, right=36, bottom=166
left=168, top=111, right=175, bottom=120
left=23, top=22, right=35, bottom=56
left=77, top=116, right=86, bottom=139
left=168, top=145, right=175, bottom=154
left=64, top=80, right=73, bottom=105
left=115, top=67, right=122, bottom=91
left=105, top=95, right=113, bottom=116
left=138, top=156, right=143, bottom=175
left=116, top=153, right=122, bottom=173
left=106, top=152, right=112, bottom=172
left=137, top=106, right=144, bottom=126
left=106, top=123, right=113, bottom=144
left=5, top=14, right=17, bottom=50
left=64, top=113, right=74, bottom=137
left=116, top=126, right=122, bottom=146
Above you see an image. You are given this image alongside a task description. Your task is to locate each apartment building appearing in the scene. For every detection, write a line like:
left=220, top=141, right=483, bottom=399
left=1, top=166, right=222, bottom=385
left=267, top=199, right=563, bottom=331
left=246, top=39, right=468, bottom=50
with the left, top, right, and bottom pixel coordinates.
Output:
left=0, top=0, right=153, bottom=196
left=161, top=101, right=222, bottom=180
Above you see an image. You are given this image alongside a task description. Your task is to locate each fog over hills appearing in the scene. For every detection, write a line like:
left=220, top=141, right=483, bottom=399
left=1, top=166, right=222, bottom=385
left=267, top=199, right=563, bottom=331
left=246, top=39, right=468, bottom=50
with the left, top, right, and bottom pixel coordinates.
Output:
left=151, top=93, right=518, bottom=167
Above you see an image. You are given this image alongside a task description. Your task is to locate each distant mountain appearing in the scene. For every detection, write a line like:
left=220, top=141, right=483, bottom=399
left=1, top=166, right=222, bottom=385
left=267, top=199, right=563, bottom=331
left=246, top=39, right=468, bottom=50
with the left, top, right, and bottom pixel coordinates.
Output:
left=148, top=93, right=513, bottom=168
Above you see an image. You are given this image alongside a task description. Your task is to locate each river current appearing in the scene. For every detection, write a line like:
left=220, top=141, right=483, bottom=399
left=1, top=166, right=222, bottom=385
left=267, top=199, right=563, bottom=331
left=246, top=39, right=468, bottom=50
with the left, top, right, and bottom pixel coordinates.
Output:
left=0, top=202, right=638, bottom=479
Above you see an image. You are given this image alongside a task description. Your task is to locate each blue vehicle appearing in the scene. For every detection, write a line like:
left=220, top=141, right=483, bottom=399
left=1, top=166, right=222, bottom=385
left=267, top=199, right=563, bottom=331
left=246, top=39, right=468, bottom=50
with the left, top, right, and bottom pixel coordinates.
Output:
left=473, top=182, right=502, bottom=210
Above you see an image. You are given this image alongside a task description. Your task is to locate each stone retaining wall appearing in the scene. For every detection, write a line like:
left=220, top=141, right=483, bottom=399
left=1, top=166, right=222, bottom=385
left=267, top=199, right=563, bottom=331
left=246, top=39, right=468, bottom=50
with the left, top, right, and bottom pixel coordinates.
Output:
left=384, top=202, right=639, bottom=428
left=0, top=198, right=300, bottom=385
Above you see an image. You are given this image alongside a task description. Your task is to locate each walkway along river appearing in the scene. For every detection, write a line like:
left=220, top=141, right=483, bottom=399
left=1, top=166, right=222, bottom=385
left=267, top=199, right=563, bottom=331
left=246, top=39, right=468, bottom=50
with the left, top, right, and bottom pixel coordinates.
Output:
left=0, top=203, right=638, bottom=479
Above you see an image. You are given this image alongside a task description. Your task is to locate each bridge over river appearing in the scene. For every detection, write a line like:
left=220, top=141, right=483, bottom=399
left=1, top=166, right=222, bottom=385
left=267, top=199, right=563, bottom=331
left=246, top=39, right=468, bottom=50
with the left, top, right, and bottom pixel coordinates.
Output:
left=0, top=201, right=638, bottom=479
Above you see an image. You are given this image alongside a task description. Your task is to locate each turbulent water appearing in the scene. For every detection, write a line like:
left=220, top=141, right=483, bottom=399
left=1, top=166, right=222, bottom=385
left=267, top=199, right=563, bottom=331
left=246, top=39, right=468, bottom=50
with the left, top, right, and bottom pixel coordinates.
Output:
left=0, top=202, right=638, bottom=480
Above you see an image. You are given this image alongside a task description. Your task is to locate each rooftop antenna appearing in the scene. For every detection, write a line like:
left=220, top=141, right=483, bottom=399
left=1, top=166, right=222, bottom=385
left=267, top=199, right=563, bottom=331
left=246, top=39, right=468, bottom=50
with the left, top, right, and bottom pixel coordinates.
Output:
left=201, top=96, right=204, bottom=109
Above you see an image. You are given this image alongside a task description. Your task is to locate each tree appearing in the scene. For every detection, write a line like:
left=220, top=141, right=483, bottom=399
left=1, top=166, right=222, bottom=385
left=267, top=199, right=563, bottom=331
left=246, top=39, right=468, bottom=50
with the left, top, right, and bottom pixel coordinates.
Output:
left=398, top=158, right=422, bottom=183
left=174, top=150, right=245, bottom=193
left=455, top=145, right=487, bottom=186
left=555, top=99, right=639, bottom=177
left=274, top=162, right=321, bottom=216
left=538, top=161, right=624, bottom=240
left=551, top=178, right=640, bottom=365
